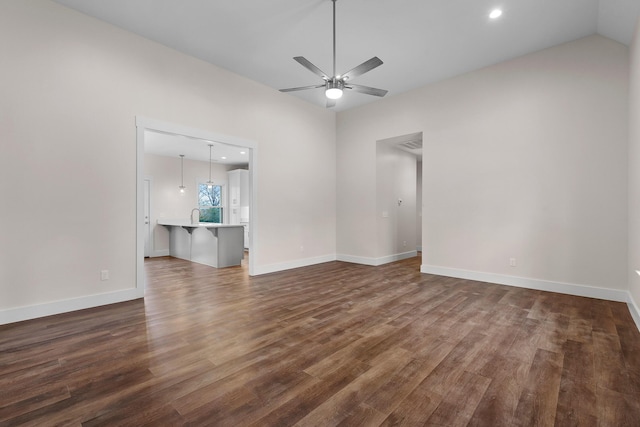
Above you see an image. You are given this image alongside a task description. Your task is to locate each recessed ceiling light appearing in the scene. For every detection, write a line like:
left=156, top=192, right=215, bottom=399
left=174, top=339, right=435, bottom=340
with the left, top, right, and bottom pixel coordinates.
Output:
left=489, top=9, right=503, bottom=19
left=221, top=156, right=227, bottom=160
left=240, top=151, right=246, bottom=155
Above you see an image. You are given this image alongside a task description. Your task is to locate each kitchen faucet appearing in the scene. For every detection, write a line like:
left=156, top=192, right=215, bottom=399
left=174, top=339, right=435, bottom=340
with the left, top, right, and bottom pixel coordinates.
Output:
left=190, top=208, right=201, bottom=224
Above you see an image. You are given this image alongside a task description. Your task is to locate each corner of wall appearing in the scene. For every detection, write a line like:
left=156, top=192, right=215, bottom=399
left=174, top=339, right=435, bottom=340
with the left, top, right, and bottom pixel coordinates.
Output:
left=627, top=293, right=640, bottom=331
left=337, top=250, right=417, bottom=266
left=252, top=254, right=337, bottom=276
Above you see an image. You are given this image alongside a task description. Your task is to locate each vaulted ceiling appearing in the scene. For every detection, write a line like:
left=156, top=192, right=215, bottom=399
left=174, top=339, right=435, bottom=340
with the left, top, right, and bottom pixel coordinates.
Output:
left=53, top=0, right=640, bottom=112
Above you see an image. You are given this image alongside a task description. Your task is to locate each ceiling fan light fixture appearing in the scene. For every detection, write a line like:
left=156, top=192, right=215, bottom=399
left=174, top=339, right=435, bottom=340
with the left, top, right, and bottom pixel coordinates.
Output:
left=326, top=88, right=343, bottom=99
left=326, top=79, right=344, bottom=99
left=279, top=0, right=386, bottom=106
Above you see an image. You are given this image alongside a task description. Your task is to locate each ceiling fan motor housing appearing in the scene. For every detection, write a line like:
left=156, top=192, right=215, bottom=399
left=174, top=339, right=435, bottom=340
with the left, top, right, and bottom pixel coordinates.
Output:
left=326, top=78, right=344, bottom=91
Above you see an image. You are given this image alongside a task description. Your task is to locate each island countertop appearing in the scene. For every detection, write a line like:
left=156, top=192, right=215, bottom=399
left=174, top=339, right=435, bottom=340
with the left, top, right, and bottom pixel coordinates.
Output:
left=157, top=220, right=244, bottom=229
left=157, top=220, right=245, bottom=268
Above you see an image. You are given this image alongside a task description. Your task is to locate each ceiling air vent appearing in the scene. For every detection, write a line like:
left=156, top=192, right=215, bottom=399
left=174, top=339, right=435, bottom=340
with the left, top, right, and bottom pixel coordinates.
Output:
left=399, top=139, right=422, bottom=150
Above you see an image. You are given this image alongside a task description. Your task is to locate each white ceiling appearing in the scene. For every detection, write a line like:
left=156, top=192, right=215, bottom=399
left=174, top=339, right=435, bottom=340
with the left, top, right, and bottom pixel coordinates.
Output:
left=52, top=0, right=640, bottom=113
left=145, top=130, right=250, bottom=165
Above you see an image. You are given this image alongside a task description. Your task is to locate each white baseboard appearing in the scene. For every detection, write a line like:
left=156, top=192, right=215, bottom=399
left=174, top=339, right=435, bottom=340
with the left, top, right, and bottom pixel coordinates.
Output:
left=336, top=254, right=378, bottom=266
left=0, top=288, right=144, bottom=326
left=253, top=254, right=337, bottom=275
left=628, top=294, right=640, bottom=332
left=337, top=250, right=418, bottom=266
left=150, top=249, right=170, bottom=257
left=420, top=264, right=628, bottom=302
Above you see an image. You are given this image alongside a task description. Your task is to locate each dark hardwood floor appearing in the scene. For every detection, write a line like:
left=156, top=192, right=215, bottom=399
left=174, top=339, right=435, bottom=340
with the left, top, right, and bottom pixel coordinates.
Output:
left=1, top=255, right=639, bottom=426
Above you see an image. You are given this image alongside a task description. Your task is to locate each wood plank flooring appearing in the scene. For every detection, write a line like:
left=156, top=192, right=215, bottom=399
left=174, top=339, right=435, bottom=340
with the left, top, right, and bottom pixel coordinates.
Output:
left=1, top=255, right=639, bottom=426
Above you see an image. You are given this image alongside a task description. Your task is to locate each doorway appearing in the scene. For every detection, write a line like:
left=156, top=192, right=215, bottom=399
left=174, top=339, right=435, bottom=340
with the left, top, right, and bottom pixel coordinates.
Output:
left=135, top=117, right=258, bottom=293
left=375, top=132, right=422, bottom=262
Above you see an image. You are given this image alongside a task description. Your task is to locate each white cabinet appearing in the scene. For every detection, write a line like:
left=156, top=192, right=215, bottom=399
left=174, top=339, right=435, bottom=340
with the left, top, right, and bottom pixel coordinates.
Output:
left=228, top=169, right=250, bottom=249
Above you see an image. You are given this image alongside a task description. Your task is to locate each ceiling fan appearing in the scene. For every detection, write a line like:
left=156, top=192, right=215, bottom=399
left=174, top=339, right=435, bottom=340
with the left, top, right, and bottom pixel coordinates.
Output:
left=280, top=0, right=388, bottom=108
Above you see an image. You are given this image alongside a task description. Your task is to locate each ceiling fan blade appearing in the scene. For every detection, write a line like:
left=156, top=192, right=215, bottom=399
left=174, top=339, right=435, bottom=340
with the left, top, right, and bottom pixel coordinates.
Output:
left=346, top=84, right=388, bottom=97
left=294, top=57, right=330, bottom=80
left=326, top=98, right=336, bottom=108
left=341, top=57, right=383, bottom=81
left=279, top=84, right=325, bottom=93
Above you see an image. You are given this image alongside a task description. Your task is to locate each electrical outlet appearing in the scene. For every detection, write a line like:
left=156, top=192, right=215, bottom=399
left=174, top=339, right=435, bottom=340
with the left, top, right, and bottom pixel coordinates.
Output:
left=101, top=270, right=109, bottom=281
left=509, top=258, right=517, bottom=267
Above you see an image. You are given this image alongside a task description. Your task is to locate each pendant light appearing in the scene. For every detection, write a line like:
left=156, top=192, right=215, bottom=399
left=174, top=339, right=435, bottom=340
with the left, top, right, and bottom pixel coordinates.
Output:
left=178, top=154, right=186, bottom=193
left=206, top=143, right=214, bottom=188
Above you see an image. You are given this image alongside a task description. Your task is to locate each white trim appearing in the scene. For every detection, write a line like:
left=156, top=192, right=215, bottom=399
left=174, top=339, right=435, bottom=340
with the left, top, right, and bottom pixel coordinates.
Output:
left=248, top=144, right=258, bottom=274
left=0, top=289, right=144, bottom=325
left=627, top=293, right=640, bottom=332
left=136, top=117, right=257, bottom=149
left=136, top=122, right=145, bottom=295
left=337, top=254, right=378, bottom=266
left=143, top=175, right=153, bottom=258
left=254, top=254, right=337, bottom=276
left=420, top=264, right=628, bottom=302
left=135, top=116, right=258, bottom=277
left=337, top=250, right=418, bottom=266
left=150, top=249, right=170, bottom=257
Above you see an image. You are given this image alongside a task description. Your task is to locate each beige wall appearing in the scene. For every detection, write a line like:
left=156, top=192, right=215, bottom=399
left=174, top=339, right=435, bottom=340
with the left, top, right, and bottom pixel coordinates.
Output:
left=338, top=35, right=629, bottom=292
left=629, top=16, right=640, bottom=312
left=0, top=0, right=335, bottom=320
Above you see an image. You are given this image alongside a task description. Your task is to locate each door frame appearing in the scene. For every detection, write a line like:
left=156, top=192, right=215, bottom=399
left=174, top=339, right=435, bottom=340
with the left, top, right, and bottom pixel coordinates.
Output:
left=135, top=117, right=258, bottom=293
left=143, top=177, right=152, bottom=258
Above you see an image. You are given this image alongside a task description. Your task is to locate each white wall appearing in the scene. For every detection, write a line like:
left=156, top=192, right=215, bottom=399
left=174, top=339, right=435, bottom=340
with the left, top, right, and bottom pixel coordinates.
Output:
left=628, top=16, right=640, bottom=323
left=337, top=35, right=629, bottom=296
left=144, top=154, right=232, bottom=256
left=375, top=142, right=417, bottom=262
left=0, top=0, right=335, bottom=323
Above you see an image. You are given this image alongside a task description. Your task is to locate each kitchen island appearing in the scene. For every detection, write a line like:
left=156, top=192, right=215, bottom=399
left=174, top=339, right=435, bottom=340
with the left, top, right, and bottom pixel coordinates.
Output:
left=157, top=220, right=245, bottom=268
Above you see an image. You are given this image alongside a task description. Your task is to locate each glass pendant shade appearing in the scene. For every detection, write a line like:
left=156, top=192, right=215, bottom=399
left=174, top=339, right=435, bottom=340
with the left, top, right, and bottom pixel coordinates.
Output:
left=326, top=87, right=343, bottom=99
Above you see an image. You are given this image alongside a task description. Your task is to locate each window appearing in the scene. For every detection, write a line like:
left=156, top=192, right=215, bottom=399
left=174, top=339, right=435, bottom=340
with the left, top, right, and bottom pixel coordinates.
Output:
left=198, top=183, right=223, bottom=223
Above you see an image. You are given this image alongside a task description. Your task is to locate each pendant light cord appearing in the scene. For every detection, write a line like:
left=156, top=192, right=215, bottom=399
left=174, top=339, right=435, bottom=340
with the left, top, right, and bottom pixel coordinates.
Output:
left=208, top=144, right=213, bottom=185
